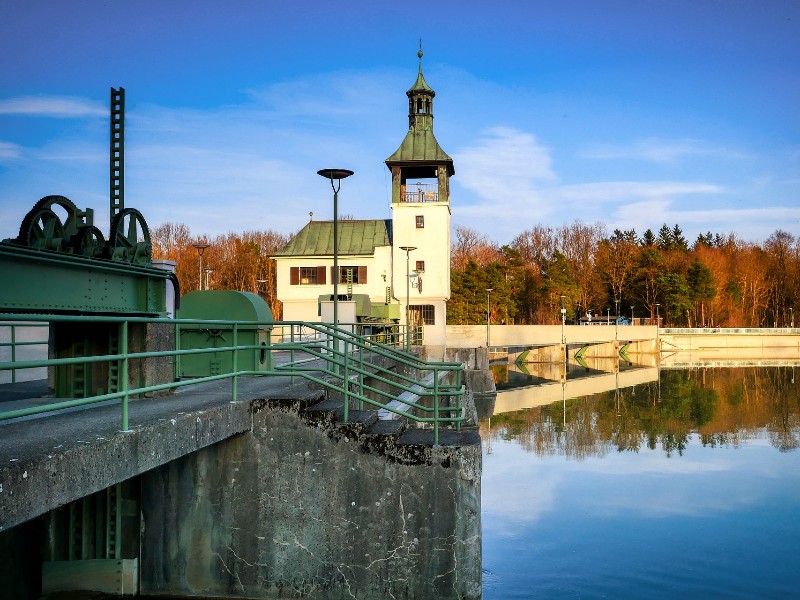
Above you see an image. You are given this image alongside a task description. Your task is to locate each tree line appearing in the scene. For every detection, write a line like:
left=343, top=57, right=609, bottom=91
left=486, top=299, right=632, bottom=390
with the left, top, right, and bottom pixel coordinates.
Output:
left=151, top=222, right=288, bottom=319
left=153, top=220, right=799, bottom=328
left=449, top=222, right=799, bottom=327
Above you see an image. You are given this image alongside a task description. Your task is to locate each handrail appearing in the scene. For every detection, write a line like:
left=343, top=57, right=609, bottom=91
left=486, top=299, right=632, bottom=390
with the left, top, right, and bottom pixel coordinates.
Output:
left=0, top=314, right=464, bottom=444
left=0, top=321, right=49, bottom=384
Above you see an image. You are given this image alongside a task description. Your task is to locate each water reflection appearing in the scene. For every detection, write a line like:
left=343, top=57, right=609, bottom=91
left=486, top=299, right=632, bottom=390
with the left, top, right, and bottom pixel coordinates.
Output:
left=480, top=364, right=800, bottom=599
left=482, top=364, right=800, bottom=457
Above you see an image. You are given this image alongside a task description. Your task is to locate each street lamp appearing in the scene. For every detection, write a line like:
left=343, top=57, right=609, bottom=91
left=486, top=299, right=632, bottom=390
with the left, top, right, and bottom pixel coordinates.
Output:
left=656, top=303, right=661, bottom=327
left=607, top=307, right=610, bottom=325
left=486, top=288, right=493, bottom=347
left=317, top=168, right=354, bottom=328
left=560, top=295, right=566, bottom=344
left=631, top=305, right=634, bottom=324
left=791, top=307, right=794, bottom=328
left=192, top=242, right=209, bottom=290
left=400, top=246, right=417, bottom=352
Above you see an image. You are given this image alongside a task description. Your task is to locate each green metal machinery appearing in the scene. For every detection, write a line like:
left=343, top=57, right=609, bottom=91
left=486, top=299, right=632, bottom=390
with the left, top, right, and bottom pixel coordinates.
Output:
left=177, top=290, right=274, bottom=377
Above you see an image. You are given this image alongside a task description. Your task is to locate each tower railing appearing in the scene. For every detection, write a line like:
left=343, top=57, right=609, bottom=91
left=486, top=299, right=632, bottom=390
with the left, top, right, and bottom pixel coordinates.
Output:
left=402, top=182, right=440, bottom=203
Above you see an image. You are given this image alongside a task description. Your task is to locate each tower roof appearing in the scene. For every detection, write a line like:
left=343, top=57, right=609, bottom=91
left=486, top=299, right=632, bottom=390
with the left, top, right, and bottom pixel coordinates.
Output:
left=385, top=45, right=454, bottom=176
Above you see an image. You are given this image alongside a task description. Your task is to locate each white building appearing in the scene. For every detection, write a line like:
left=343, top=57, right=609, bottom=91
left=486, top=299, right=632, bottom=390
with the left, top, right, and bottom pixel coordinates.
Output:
left=273, top=49, right=454, bottom=348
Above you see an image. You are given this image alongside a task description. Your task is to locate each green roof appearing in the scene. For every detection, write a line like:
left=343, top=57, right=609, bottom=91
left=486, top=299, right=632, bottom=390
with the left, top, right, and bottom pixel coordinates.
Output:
left=273, top=219, right=392, bottom=257
left=385, top=129, right=454, bottom=171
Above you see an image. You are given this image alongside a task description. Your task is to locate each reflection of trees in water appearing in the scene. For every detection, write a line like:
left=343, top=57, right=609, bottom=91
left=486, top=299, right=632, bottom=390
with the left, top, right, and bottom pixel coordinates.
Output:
left=483, top=367, right=800, bottom=458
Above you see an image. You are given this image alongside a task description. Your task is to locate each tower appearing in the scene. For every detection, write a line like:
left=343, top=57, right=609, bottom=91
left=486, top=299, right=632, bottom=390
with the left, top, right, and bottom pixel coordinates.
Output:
left=386, top=46, right=454, bottom=348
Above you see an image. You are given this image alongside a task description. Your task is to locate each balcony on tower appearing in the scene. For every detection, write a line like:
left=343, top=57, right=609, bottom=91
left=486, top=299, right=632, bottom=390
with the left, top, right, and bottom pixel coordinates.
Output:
left=402, top=181, right=440, bottom=203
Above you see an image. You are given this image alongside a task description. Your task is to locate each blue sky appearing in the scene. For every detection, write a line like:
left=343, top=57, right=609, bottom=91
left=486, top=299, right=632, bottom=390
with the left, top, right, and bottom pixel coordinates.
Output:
left=1, top=0, right=798, bottom=245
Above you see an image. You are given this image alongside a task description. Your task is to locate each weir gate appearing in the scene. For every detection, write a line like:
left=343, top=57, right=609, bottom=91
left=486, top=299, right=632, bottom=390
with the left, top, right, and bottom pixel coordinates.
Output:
left=0, top=88, right=481, bottom=599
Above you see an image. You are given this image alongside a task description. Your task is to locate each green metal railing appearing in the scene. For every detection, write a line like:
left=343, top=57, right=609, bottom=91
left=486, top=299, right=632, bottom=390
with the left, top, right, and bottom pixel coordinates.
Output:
left=0, top=314, right=463, bottom=445
left=0, top=321, right=49, bottom=384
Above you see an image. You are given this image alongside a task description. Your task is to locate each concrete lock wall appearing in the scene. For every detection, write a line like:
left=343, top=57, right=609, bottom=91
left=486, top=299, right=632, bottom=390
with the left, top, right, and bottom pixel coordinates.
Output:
left=140, top=399, right=482, bottom=600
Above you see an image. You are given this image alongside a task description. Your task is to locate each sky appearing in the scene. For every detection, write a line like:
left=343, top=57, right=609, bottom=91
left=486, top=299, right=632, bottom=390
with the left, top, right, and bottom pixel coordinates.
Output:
left=1, top=0, right=798, bottom=246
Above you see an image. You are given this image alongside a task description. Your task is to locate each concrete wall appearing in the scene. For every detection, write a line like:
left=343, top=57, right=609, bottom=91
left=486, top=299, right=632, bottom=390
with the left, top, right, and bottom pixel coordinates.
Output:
left=447, top=324, right=657, bottom=348
left=140, top=398, right=482, bottom=600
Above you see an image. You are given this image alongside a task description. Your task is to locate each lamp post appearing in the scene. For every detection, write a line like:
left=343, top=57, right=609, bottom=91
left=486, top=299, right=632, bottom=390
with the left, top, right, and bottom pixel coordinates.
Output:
left=400, top=246, right=417, bottom=352
left=790, top=307, right=794, bottom=328
left=317, top=169, right=354, bottom=328
left=560, top=295, right=566, bottom=344
left=486, top=288, right=493, bottom=347
left=614, top=298, right=620, bottom=339
left=631, top=305, right=634, bottom=325
left=607, top=307, right=610, bottom=325
left=192, top=242, right=209, bottom=290
left=656, top=303, right=661, bottom=327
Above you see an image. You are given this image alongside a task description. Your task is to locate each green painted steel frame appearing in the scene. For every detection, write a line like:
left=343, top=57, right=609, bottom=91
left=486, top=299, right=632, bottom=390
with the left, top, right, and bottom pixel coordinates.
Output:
left=0, top=314, right=464, bottom=444
left=0, top=243, right=169, bottom=315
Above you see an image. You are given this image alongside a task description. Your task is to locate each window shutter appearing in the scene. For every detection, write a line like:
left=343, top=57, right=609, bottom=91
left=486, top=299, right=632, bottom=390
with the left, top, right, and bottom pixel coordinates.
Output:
left=358, top=266, right=367, bottom=284
left=317, top=266, right=326, bottom=284
left=290, top=267, right=299, bottom=285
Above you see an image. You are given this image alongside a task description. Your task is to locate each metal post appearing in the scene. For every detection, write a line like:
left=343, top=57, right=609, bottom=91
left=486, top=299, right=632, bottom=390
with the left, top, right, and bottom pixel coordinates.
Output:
left=317, top=169, right=354, bottom=331
left=560, top=294, right=566, bottom=344
left=656, top=303, right=661, bottom=327
left=120, top=320, right=129, bottom=432
left=400, top=246, right=416, bottom=352
left=232, top=323, right=238, bottom=402
left=192, top=242, right=209, bottom=291
left=631, top=305, right=634, bottom=324
left=486, top=288, right=493, bottom=347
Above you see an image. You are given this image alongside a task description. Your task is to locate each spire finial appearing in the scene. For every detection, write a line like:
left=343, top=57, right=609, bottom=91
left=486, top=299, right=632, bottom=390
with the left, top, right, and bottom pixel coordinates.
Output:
left=418, top=39, right=423, bottom=71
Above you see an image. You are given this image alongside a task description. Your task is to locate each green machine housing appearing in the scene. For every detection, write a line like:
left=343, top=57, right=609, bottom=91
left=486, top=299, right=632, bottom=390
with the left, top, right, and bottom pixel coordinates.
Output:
left=177, top=290, right=273, bottom=377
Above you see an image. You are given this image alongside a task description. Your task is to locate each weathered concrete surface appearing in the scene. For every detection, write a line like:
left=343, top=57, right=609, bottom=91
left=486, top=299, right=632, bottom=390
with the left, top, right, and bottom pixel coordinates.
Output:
left=140, top=398, right=482, bottom=599
left=0, top=376, right=321, bottom=533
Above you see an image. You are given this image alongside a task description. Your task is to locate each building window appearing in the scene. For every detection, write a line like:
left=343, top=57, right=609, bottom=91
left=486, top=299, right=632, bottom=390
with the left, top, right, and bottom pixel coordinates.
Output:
left=416, top=215, right=424, bottom=228
left=290, top=266, right=326, bottom=285
left=415, top=260, right=425, bottom=272
left=331, top=265, right=368, bottom=284
left=409, top=304, right=435, bottom=325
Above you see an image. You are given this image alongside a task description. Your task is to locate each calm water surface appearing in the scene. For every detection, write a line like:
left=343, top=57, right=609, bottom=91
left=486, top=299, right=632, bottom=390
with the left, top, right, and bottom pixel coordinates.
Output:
left=480, top=365, right=800, bottom=599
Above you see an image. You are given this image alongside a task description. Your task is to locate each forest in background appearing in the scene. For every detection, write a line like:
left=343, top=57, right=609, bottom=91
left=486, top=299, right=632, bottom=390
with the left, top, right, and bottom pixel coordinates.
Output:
left=151, top=220, right=799, bottom=328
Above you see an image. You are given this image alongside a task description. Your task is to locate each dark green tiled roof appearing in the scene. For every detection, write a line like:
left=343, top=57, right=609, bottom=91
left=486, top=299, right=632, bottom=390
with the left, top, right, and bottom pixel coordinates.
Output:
left=385, top=129, right=454, bottom=169
left=273, top=219, right=392, bottom=257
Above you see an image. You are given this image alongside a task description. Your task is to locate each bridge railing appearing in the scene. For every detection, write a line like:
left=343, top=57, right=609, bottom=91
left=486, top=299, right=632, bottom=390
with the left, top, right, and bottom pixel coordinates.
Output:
left=0, top=314, right=463, bottom=445
left=0, top=321, right=49, bottom=383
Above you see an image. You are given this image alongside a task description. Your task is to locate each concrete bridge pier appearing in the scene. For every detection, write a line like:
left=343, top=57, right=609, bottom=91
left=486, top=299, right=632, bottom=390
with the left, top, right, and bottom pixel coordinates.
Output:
left=576, top=340, right=620, bottom=360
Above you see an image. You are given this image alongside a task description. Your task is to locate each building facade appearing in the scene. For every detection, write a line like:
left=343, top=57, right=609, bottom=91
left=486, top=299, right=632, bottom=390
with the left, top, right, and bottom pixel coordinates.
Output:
left=273, top=49, right=454, bottom=347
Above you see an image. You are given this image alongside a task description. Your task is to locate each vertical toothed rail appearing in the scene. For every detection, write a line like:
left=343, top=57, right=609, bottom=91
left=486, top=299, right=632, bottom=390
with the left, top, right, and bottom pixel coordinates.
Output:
left=110, top=87, right=125, bottom=227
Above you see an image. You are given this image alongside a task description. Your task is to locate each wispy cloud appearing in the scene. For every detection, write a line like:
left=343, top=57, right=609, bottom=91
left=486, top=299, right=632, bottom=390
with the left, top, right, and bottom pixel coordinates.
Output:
left=0, top=141, right=22, bottom=160
left=454, top=128, right=558, bottom=204
left=0, top=96, right=105, bottom=118
left=580, top=138, right=749, bottom=163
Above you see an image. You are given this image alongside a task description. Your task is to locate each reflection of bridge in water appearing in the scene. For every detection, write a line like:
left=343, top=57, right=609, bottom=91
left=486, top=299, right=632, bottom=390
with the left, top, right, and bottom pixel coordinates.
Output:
left=492, top=357, right=658, bottom=415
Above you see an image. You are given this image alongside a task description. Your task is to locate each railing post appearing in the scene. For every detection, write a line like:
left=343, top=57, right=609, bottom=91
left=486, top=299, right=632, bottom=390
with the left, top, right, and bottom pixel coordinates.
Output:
left=343, top=337, right=349, bottom=422
left=120, top=320, right=130, bottom=432
left=174, top=321, right=180, bottom=380
left=433, top=367, right=440, bottom=446
left=232, top=323, right=238, bottom=402
left=10, top=324, right=16, bottom=384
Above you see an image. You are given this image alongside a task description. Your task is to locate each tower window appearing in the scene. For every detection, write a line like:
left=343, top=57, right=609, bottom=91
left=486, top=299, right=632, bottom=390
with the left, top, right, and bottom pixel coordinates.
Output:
left=416, top=215, right=424, bottom=228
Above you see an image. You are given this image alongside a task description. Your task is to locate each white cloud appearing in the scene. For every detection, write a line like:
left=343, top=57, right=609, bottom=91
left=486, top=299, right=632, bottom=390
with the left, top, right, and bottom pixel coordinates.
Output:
left=581, top=138, right=749, bottom=163
left=0, top=96, right=105, bottom=118
left=0, top=141, right=22, bottom=160
left=454, top=128, right=557, bottom=204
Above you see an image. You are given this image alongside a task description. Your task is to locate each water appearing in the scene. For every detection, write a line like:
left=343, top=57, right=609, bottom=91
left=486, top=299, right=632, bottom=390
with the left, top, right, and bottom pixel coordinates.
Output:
left=480, top=366, right=800, bottom=599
